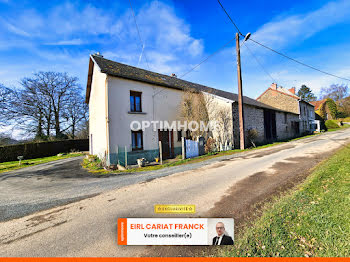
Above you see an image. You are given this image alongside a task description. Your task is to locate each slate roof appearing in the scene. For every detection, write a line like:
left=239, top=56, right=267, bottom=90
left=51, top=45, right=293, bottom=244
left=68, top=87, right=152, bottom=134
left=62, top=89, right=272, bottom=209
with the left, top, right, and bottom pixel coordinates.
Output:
left=88, top=54, right=295, bottom=113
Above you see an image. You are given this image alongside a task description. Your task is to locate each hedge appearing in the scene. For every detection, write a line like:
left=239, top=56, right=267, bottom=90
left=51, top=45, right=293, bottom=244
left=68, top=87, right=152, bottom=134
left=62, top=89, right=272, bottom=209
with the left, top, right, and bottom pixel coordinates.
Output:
left=325, top=120, right=340, bottom=130
left=0, top=139, right=89, bottom=162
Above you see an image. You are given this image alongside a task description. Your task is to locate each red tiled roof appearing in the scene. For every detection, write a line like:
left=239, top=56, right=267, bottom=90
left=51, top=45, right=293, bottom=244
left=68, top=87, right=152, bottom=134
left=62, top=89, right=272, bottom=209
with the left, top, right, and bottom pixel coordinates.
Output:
left=310, top=99, right=326, bottom=110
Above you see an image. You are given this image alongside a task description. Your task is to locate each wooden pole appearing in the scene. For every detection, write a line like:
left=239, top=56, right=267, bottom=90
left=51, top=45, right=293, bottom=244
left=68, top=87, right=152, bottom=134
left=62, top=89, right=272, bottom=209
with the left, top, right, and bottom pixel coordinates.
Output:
left=116, top=146, right=120, bottom=165
left=236, top=33, right=245, bottom=150
left=159, top=141, right=163, bottom=165
left=182, top=137, right=185, bottom=160
left=125, top=146, right=127, bottom=167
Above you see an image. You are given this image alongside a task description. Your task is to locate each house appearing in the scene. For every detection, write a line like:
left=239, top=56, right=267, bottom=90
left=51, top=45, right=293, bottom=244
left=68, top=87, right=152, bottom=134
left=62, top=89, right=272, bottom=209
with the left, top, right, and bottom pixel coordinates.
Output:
left=310, top=98, right=337, bottom=120
left=85, top=54, right=301, bottom=166
left=257, top=83, right=316, bottom=134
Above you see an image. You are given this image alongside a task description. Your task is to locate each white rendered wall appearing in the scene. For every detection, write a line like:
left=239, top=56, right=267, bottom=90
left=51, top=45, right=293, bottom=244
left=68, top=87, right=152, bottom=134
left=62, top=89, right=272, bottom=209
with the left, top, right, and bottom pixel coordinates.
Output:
left=107, top=77, right=184, bottom=154
left=89, top=65, right=108, bottom=159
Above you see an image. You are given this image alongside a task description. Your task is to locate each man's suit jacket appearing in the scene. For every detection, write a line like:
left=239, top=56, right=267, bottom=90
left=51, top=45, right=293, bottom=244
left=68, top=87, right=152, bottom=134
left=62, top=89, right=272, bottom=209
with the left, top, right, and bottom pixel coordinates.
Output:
left=212, top=234, right=234, bottom=245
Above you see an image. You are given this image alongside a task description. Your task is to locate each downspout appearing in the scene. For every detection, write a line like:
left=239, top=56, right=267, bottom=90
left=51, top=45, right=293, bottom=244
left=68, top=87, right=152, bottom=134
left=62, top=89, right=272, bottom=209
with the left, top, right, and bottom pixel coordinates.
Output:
left=105, top=76, right=111, bottom=166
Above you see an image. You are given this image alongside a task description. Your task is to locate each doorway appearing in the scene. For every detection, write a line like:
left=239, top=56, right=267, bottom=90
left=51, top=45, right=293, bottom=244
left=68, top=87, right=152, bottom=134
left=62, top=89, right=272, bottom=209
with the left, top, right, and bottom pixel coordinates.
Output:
left=158, top=130, right=174, bottom=159
left=264, top=109, right=277, bottom=142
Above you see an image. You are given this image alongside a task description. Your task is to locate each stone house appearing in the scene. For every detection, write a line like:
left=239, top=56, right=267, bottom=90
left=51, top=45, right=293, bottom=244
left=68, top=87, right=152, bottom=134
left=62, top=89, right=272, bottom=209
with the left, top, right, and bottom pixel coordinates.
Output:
left=257, top=83, right=316, bottom=135
left=310, top=98, right=337, bottom=120
left=86, top=54, right=301, bottom=165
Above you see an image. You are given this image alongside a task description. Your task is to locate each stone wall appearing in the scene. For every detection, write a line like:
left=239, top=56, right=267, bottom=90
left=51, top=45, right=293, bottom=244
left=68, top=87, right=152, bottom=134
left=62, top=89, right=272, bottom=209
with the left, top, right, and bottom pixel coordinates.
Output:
left=232, top=102, right=300, bottom=148
left=275, top=111, right=300, bottom=141
left=232, top=103, right=265, bottom=148
left=299, top=101, right=315, bottom=134
left=257, top=89, right=299, bottom=114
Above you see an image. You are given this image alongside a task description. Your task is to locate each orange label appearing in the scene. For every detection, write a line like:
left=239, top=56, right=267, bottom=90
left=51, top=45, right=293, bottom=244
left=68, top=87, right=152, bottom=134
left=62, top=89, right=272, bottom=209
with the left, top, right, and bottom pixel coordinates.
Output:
left=118, top=218, right=127, bottom=245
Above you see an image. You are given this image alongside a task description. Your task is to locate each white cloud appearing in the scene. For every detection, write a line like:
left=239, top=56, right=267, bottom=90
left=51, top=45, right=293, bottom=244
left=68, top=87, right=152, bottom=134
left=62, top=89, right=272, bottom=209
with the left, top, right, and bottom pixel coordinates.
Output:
left=136, top=1, right=203, bottom=57
left=4, top=22, right=30, bottom=37
left=45, top=39, right=84, bottom=46
left=252, top=0, right=350, bottom=48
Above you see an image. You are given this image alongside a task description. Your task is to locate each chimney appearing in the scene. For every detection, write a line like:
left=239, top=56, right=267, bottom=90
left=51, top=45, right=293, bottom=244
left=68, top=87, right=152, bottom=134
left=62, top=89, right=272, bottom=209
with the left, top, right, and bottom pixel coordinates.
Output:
left=270, top=83, right=277, bottom=90
left=171, top=73, right=177, bottom=78
left=288, top=87, right=296, bottom=94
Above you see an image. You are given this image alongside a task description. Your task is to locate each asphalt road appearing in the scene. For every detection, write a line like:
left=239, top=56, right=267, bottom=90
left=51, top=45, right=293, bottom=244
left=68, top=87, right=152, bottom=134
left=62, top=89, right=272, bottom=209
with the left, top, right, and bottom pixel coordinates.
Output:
left=0, top=128, right=349, bottom=257
left=0, top=144, right=301, bottom=222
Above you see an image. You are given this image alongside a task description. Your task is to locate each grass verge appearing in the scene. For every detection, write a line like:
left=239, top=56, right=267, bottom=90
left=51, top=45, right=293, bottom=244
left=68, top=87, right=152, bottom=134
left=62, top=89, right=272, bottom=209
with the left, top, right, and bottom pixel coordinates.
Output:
left=214, top=144, right=350, bottom=257
left=327, top=123, right=350, bottom=132
left=0, top=152, right=85, bottom=174
left=82, top=133, right=320, bottom=175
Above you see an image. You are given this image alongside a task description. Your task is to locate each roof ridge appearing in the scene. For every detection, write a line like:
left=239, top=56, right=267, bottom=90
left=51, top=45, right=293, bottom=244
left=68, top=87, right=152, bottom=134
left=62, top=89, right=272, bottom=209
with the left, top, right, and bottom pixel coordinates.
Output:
left=88, top=54, right=297, bottom=113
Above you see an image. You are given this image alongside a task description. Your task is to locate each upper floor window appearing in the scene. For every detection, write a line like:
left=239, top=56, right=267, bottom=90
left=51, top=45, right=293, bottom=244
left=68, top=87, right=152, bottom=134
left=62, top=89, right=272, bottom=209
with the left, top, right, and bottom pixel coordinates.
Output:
left=130, top=91, right=142, bottom=112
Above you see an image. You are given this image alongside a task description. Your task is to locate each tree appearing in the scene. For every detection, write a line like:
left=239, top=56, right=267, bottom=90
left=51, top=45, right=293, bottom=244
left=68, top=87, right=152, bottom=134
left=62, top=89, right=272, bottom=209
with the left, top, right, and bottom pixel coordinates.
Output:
left=319, top=84, right=348, bottom=102
left=0, top=84, right=14, bottom=127
left=2, top=72, right=87, bottom=140
left=297, top=85, right=316, bottom=102
left=63, top=90, right=89, bottom=139
left=32, top=72, right=80, bottom=138
left=179, top=89, right=210, bottom=138
left=337, top=96, right=350, bottom=117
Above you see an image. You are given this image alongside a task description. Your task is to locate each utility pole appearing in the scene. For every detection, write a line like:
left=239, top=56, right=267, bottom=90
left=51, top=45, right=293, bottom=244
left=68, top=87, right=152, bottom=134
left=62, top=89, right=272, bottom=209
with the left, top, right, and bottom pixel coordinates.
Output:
left=235, top=32, right=245, bottom=150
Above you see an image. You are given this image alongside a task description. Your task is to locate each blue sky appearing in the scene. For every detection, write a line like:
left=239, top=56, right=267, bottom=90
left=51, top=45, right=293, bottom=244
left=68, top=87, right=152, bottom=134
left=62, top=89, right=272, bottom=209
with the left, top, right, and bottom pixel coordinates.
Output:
left=1, top=0, right=350, bottom=100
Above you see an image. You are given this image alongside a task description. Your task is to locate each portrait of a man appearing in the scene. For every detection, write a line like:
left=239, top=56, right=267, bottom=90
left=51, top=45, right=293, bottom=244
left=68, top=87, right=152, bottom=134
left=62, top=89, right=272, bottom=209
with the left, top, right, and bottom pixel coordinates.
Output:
left=212, top=222, right=234, bottom=245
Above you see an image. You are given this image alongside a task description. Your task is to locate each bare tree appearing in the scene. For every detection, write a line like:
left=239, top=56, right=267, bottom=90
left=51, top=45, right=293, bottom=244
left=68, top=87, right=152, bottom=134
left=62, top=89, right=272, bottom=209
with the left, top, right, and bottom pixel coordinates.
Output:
left=212, top=105, right=233, bottom=146
left=63, top=90, right=88, bottom=139
left=179, top=89, right=234, bottom=148
left=179, top=89, right=210, bottom=138
left=3, top=72, right=84, bottom=140
left=320, top=84, right=348, bottom=102
left=0, top=84, right=14, bottom=127
left=33, top=72, right=80, bottom=138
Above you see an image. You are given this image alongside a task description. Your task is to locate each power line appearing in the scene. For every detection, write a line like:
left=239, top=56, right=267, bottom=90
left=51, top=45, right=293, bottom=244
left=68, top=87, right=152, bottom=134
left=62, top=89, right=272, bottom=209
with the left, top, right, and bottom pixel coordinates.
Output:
left=152, top=37, right=236, bottom=98
left=217, top=0, right=243, bottom=36
left=216, top=0, right=350, bottom=83
left=179, top=37, right=236, bottom=79
left=128, top=0, right=151, bottom=70
left=242, top=41, right=277, bottom=83
left=248, top=38, right=350, bottom=82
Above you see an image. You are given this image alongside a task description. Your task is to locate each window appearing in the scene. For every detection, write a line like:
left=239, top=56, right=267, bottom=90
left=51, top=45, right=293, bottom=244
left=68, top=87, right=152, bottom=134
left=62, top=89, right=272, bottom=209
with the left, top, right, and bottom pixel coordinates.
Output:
left=177, top=130, right=182, bottom=142
left=284, top=112, right=287, bottom=124
left=186, top=130, right=191, bottom=139
left=131, top=130, right=143, bottom=151
left=130, top=91, right=142, bottom=112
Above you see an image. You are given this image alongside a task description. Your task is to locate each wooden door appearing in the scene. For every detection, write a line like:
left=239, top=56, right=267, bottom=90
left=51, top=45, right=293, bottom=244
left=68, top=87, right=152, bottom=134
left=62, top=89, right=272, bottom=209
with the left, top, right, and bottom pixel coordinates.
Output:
left=158, top=130, right=170, bottom=159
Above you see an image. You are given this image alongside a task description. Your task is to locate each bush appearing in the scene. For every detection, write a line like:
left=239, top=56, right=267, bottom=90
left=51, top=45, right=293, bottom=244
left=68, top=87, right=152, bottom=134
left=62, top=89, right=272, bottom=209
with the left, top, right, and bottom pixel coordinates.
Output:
left=325, top=120, right=340, bottom=129
left=205, top=137, right=216, bottom=153
left=247, top=129, right=259, bottom=148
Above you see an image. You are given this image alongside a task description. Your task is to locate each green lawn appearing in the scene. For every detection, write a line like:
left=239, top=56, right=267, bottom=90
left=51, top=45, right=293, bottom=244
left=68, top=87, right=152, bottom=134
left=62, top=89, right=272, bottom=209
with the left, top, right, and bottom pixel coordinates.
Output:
left=327, top=123, right=350, bottom=132
left=0, top=153, right=85, bottom=173
left=215, top=144, right=350, bottom=257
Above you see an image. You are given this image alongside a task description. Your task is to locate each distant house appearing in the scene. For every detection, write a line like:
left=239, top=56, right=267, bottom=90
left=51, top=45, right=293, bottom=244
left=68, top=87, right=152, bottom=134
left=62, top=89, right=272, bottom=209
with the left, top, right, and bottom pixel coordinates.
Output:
left=257, top=83, right=316, bottom=134
left=310, top=98, right=337, bottom=120
left=86, top=55, right=301, bottom=166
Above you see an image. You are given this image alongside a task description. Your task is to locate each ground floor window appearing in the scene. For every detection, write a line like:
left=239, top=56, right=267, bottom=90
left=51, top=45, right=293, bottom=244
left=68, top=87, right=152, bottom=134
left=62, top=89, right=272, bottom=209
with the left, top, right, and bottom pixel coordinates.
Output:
left=177, top=130, right=182, bottom=141
left=131, top=130, right=143, bottom=151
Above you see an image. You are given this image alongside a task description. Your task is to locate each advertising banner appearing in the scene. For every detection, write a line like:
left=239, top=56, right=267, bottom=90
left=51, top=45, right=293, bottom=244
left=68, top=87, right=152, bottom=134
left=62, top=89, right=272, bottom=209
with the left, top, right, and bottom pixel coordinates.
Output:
left=118, top=218, right=234, bottom=246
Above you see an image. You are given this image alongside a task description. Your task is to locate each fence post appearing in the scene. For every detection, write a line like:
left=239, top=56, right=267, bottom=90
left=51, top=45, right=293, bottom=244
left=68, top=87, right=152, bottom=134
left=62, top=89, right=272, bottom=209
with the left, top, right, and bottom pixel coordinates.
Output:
left=125, top=146, right=127, bottom=167
left=116, top=146, right=119, bottom=165
left=159, top=141, right=163, bottom=165
left=182, top=137, right=185, bottom=160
